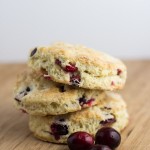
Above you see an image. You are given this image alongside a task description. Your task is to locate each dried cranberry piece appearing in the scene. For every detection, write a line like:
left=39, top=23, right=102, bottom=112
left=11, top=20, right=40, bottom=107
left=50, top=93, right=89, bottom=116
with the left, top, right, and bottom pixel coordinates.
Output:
left=100, top=118, right=116, bottom=125
left=26, top=87, right=30, bottom=92
left=111, top=81, right=115, bottom=86
left=30, top=48, right=37, bottom=57
left=95, top=127, right=121, bottom=149
left=79, top=96, right=87, bottom=106
left=117, top=69, right=122, bottom=75
left=55, top=59, right=62, bottom=66
left=50, top=123, right=68, bottom=140
left=70, top=75, right=81, bottom=86
left=78, top=96, right=95, bottom=107
left=86, top=98, right=95, bottom=106
left=58, top=85, right=66, bottom=92
left=100, top=114, right=116, bottom=125
left=43, top=74, right=51, bottom=80
left=64, top=64, right=78, bottom=72
left=20, top=109, right=27, bottom=114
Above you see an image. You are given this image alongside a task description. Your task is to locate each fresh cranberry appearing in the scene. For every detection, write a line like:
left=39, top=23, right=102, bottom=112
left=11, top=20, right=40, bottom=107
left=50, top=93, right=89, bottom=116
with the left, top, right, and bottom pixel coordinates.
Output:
left=50, top=123, right=68, bottom=140
left=64, top=64, right=78, bottom=72
left=67, top=132, right=94, bottom=150
left=89, top=145, right=112, bottom=150
left=70, top=75, right=81, bottom=86
left=100, top=115, right=116, bottom=125
left=117, top=69, right=122, bottom=75
left=95, top=127, right=121, bottom=149
left=30, top=48, right=37, bottom=57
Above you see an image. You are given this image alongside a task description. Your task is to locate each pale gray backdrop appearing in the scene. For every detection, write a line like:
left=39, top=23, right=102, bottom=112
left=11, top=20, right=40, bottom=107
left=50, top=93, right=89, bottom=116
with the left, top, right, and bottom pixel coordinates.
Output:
left=0, top=0, right=150, bottom=62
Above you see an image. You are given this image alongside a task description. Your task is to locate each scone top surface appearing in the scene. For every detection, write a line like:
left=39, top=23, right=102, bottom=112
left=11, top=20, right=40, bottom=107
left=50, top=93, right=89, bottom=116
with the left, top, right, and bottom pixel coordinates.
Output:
left=28, top=42, right=127, bottom=90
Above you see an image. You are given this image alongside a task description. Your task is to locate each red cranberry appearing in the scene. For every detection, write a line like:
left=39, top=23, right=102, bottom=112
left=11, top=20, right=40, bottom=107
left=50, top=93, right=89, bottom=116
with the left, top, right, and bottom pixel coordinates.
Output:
left=58, top=85, right=66, bottom=92
left=100, top=114, right=116, bottom=125
left=70, top=75, right=81, bottom=86
left=86, top=98, right=95, bottom=106
left=55, top=59, right=62, bottom=66
left=20, top=109, right=27, bottom=114
left=64, top=64, right=78, bottom=72
left=117, top=69, right=122, bottom=75
left=111, top=81, right=115, bottom=86
left=30, top=48, right=37, bottom=57
left=79, top=96, right=95, bottom=107
left=43, top=74, right=51, bottom=80
left=95, top=127, right=121, bottom=149
left=67, top=132, right=94, bottom=150
left=51, top=123, right=68, bottom=140
left=89, top=145, right=112, bottom=150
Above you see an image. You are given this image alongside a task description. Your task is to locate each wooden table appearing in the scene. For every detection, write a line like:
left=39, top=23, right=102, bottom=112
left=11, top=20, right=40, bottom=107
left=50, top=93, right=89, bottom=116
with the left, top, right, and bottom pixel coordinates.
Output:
left=0, top=61, right=150, bottom=150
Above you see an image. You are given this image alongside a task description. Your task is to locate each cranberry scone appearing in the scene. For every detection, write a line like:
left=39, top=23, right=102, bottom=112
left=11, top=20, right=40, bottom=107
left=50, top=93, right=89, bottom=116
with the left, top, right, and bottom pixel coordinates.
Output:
left=13, top=71, right=105, bottom=116
left=28, top=42, right=127, bottom=90
left=29, top=92, right=128, bottom=144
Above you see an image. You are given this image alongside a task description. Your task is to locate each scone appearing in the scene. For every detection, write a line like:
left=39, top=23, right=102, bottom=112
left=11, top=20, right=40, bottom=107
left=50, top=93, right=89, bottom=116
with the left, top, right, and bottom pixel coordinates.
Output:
left=29, top=92, right=128, bottom=144
left=14, top=71, right=105, bottom=116
left=28, top=42, right=127, bottom=90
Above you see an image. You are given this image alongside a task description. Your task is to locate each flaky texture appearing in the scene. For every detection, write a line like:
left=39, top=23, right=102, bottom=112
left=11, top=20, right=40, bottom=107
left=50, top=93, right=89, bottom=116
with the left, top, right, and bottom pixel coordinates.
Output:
left=28, top=42, right=127, bottom=90
left=29, top=92, right=129, bottom=144
left=14, top=71, right=105, bottom=116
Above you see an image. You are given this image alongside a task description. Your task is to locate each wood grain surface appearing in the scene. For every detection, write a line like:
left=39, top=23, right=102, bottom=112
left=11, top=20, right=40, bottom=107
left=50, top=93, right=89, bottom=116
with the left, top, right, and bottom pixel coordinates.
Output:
left=0, top=61, right=150, bottom=150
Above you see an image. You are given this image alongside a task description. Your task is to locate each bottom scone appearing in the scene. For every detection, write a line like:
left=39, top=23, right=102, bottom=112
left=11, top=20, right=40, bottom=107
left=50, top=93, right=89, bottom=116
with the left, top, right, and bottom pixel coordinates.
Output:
left=29, top=92, right=128, bottom=144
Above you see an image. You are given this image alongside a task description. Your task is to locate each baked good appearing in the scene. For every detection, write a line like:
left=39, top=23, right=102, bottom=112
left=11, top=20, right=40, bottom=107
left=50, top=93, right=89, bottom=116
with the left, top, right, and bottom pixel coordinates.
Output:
left=29, top=92, right=128, bottom=143
left=28, top=42, right=127, bottom=90
left=14, top=71, right=105, bottom=116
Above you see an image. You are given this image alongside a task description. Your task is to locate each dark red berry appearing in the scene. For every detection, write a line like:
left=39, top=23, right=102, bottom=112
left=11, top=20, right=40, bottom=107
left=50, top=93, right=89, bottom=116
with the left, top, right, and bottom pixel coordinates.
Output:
left=117, top=69, right=122, bottom=75
left=70, top=75, right=81, bottom=86
left=67, top=132, right=94, bottom=150
left=55, top=59, right=62, bottom=66
left=30, top=48, right=37, bottom=57
left=64, top=64, right=78, bottom=72
left=43, top=74, right=51, bottom=80
left=50, top=123, right=68, bottom=140
left=89, top=145, right=112, bottom=150
left=20, top=109, right=27, bottom=114
left=58, top=85, right=66, bottom=92
left=95, top=127, right=121, bottom=149
left=86, top=98, right=95, bottom=106
left=100, top=115, right=116, bottom=125
left=26, top=87, right=30, bottom=92
left=111, top=81, right=115, bottom=86
left=79, top=96, right=95, bottom=107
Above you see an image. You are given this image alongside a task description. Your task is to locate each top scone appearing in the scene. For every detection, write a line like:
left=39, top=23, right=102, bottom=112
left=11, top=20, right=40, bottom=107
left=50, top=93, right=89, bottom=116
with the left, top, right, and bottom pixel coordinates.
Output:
left=28, top=42, right=127, bottom=90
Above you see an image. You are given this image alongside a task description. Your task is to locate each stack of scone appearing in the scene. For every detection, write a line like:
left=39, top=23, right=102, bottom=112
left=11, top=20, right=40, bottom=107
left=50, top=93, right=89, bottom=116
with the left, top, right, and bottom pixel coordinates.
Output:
left=14, top=42, right=128, bottom=144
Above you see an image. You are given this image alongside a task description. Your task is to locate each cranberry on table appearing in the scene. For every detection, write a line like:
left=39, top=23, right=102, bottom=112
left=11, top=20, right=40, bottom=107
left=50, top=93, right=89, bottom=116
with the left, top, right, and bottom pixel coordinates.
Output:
left=95, top=127, right=121, bottom=149
left=67, top=132, right=94, bottom=150
left=89, top=145, right=112, bottom=150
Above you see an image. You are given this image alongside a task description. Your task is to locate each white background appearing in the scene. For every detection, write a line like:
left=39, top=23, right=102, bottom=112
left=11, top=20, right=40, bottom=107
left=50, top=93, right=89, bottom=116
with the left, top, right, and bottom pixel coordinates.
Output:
left=0, top=0, right=150, bottom=62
